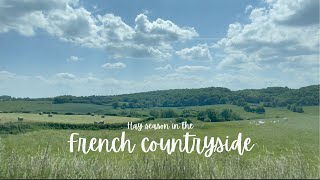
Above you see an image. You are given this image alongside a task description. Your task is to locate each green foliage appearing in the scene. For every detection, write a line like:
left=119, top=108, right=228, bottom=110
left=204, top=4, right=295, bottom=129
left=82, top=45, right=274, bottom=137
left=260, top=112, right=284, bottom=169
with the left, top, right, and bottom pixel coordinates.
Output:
left=288, top=104, right=304, bottom=113
left=255, top=106, right=266, bottom=114
left=129, top=110, right=140, bottom=117
left=4, top=85, right=318, bottom=110
left=0, top=116, right=154, bottom=134
left=175, top=117, right=185, bottom=123
left=220, top=109, right=233, bottom=121
left=197, top=111, right=206, bottom=121
left=230, top=112, right=242, bottom=120
left=243, top=105, right=253, bottom=112
left=181, top=109, right=197, bottom=117
left=244, top=105, right=265, bottom=114
left=296, top=107, right=304, bottom=113
left=64, top=112, right=75, bottom=115
left=112, top=102, right=119, bottom=109
left=104, top=113, right=117, bottom=116
left=175, top=117, right=192, bottom=124
left=52, top=95, right=74, bottom=104
left=160, top=109, right=177, bottom=118
left=149, top=109, right=159, bottom=118
left=197, top=108, right=242, bottom=122
left=206, top=109, right=219, bottom=122
left=46, top=85, right=320, bottom=108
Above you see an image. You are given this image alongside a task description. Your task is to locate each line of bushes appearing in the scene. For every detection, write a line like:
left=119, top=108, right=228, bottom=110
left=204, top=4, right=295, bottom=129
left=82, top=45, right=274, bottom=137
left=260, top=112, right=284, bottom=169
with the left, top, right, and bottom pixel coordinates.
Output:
left=0, top=116, right=155, bottom=134
left=287, top=104, right=304, bottom=113
left=243, top=105, right=266, bottom=114
left=197, top=109, right=242, bottom=122
left=0, top=123, right=35, bottom=134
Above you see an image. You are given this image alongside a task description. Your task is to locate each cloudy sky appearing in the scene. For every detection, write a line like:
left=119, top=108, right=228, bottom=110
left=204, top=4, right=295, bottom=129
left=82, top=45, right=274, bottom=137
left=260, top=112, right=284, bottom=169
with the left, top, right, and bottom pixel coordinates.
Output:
left=0, top=0, right=319, bottom=98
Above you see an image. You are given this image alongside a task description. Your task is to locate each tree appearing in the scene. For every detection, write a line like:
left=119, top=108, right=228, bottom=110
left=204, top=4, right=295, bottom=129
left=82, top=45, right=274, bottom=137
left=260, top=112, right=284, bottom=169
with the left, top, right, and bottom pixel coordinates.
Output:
left=204, top=97, right=219, bottom=105
left=255, top=106, right=265, bottom=114
left=243, top=105, right=252, bottom=112
left=176, top=117, right=185, bottom=123
left=52, top=95, right=73, bottom=104
left=204, top=117, right=211, bottom=122
left=197, top=111, right=206, bottom=121
left=206, top=109, right=218, bottom=122
left=112, top=102, right=119, bottom=109
left=220, top=109, right=232, bottom=121
left=289, top=105, right=304, bottom=113
left=219, top=98, right=227, bottom=104
left=121, top=103, right=127, bottom=109
left=160, top=109, right=177, bottom=118
left=296, top=107, right=304, bottom=113
left=176, top=117, right=192, bottom=124
left=149, top=109, right=159, bottom=118
left=231, top=112, right=242, bottom=120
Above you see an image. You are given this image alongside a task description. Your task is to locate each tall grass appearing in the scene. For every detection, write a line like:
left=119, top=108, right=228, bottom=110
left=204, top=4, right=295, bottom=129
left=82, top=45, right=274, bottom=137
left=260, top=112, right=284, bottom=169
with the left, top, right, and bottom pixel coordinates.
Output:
left=0, top=142, right=318, bottom=179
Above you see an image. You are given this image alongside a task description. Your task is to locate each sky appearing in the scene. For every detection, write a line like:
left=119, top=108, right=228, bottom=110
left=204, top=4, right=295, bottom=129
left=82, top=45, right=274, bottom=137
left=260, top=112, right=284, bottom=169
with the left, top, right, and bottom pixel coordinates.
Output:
left=0, top=0, right=319, bottom=98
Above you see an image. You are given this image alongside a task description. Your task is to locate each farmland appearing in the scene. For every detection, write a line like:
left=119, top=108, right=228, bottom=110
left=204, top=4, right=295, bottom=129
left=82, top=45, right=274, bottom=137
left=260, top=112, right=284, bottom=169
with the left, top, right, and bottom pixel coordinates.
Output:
left=0, top=113, right=140, bottom=124
left=0, top=103, right=318, bottom=178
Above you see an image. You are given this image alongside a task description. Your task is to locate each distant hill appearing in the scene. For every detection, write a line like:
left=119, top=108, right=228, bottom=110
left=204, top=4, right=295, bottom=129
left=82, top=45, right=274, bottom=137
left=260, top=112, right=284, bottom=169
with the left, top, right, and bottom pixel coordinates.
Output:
left=1, top=85, right=319, bottom=108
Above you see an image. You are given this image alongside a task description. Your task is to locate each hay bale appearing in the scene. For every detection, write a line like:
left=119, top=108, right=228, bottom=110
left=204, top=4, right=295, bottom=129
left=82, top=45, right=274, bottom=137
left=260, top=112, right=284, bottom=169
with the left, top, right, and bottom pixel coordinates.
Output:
left=39, top=112, right=43, bottom=115
left=18, top=117, right=23, bottom=121
left=48, top=114, right=53, bottom=117
left=94, top=121, right=104, bottom=124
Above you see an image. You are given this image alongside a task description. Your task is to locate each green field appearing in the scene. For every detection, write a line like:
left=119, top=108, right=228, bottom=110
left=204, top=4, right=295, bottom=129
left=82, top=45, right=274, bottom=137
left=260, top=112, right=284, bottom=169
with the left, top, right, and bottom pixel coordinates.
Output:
left=0, top=101, right=109, bottom=114
left=1, top=100, right=317, bottom=118
left=0, top=105, right=318, bottom=178
left=0, top=113, right=140, bottom=124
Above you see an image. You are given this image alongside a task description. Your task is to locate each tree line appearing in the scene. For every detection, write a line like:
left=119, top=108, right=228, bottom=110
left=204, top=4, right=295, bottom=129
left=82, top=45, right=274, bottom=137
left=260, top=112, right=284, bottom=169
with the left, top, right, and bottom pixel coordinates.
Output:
left=1, top=85, right=319, bottom=108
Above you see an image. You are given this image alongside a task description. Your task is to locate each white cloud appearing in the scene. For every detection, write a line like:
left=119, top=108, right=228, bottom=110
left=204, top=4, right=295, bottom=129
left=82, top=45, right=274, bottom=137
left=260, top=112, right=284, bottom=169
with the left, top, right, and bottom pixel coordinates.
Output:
left=269, top=0, right=319, bottom=26
left=155, top=64, right=173, bottom=71
left=66, top=56, right=81, bottom=62
left=55, top=73, right=76, bottom=80
left=245, top=5, right=253, bottom=14
left=0, top=1, right=199, bottom=60
left=101, top=62, right=127, bottom=69
left=0, top=71, right=16, bottom=82
left=44, top=7, right=100, bottom=47
left=134, top=14, right=198, bottom=43
left=215, top=0, right=319, bottom=82
left=105, top=43, right=172, bottom=60
left=175, top=65, right=210, bottom=73
left=176, top=44, right=212, bottom=61
left=101, top=14, right=198, bottom=59
left=142, top=9, right=150, bottom=15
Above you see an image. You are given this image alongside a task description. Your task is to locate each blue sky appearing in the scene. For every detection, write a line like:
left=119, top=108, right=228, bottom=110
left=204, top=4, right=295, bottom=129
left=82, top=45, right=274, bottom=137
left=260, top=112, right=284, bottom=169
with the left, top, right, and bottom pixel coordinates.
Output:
left=0, top=0, right=319, bottom=97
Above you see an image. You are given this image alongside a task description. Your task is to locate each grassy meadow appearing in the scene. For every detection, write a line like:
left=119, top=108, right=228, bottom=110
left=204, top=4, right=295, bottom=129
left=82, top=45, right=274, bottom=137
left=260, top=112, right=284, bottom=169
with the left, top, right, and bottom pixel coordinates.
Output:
left=0, top=102, right=319, bottom=178
left=0, top=113, right=140, bottom=124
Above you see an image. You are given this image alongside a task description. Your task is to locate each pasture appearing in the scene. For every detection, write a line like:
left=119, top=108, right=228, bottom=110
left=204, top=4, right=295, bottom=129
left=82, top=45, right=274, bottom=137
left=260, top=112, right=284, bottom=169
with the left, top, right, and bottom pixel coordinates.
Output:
left=0, top=113, right=140, bottom=124
left=0, top=105, right=318, bottom=178
left=1, top=100, right=317, bottom=119
left=0, top=101, right=110, bottom=114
